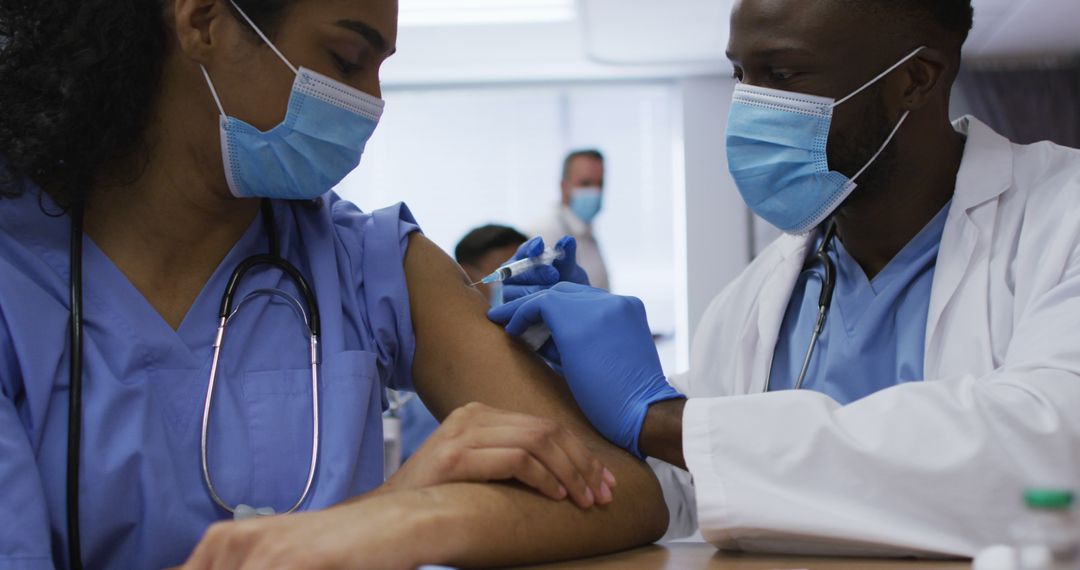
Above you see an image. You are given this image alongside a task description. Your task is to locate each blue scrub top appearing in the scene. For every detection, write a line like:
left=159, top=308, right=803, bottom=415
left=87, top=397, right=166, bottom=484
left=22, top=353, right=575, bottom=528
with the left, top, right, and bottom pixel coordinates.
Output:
left=769, top=202, right=951, bottom=404
left=0, top=188, right=420, bottom=569
left=399, top=395, right=440, bottom=462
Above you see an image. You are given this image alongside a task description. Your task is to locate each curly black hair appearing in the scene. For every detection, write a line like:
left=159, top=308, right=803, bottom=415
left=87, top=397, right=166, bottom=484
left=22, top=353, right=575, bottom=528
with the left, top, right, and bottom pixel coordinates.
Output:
left=0, top=0, right=291, bottom=206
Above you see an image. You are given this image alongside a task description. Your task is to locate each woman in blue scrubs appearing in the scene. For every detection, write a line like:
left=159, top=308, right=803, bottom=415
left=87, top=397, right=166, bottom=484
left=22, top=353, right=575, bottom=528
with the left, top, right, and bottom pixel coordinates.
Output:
left=0, top=1, right=669, bottom=568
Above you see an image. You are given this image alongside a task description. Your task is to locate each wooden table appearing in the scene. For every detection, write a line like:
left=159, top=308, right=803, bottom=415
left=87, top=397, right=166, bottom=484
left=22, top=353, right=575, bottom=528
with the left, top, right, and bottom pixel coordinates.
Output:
left=520, top=543, right=969, bottom=569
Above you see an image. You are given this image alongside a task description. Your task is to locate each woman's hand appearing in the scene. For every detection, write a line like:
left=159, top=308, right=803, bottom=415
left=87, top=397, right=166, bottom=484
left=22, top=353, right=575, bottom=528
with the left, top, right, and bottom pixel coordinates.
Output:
left=385, top=402, right=615, bottom=509
left=179, top=402, right=618, bottom=569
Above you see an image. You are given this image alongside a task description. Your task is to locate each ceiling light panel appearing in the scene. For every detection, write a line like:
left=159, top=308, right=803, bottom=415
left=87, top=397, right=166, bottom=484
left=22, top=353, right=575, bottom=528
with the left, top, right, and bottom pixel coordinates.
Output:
left=399, top=0, right=576, bottom=27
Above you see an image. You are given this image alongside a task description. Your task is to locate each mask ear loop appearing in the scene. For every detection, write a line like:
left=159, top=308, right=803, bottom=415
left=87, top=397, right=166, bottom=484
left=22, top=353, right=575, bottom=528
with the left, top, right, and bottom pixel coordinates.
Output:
left=200, top=65, right=228, bottom=118
left=849, top=110, right=910, bottom=184
left=228, top=0, right=299, bottom=76
left=831, top=46, right=925, bottom=184
left=832, top=46, right=926, bottom=108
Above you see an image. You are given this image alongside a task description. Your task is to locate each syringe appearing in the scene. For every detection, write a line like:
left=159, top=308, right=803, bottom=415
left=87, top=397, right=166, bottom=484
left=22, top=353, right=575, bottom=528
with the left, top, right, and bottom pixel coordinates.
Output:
left=473, top=247, right=565, bottom=287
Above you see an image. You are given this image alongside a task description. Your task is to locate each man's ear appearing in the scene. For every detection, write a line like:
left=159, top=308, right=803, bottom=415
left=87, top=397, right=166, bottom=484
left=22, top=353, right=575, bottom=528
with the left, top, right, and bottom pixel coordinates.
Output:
left=897, top=48, right=949, bottom=112
left=560, top=180, right=572, bottom=204
left=173, top=0, right=228, bottom=63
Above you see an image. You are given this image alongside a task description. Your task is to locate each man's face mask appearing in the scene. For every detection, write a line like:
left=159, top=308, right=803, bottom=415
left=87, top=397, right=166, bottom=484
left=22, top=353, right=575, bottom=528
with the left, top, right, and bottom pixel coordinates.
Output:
left=725, top=47, right=925, bottom=234
left=569, top=187, right=603, bottom=224
left=200, top=1, right=385, bottom=201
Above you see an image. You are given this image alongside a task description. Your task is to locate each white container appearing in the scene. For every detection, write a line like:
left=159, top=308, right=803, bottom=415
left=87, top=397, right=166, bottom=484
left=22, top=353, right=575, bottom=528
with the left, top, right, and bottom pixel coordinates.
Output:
left=1010, top=489, right=1080, bottom=570
left=383, top=415, right=402, bottom=478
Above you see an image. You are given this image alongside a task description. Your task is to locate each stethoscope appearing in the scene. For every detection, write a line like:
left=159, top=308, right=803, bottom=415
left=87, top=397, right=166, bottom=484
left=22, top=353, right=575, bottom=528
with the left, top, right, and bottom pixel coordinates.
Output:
left=66, top=200, right=321, bottom=570
left=767, top=220, right=839, bottom=393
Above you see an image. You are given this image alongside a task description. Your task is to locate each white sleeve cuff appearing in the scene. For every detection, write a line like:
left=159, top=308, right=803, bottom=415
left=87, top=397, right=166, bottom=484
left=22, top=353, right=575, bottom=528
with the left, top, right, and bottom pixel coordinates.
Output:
left=648, top=458, right=698, bottom=542
left=682, top=397, right=737, bottom=549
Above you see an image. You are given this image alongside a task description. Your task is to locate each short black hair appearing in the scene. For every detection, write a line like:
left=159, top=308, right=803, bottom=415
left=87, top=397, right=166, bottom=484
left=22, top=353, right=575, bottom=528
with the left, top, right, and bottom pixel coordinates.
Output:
left=561, top=149, right=605, bottom=182
left=841, top=0, right=975, bottom=45
left=455, top=225, right=529, bottom=266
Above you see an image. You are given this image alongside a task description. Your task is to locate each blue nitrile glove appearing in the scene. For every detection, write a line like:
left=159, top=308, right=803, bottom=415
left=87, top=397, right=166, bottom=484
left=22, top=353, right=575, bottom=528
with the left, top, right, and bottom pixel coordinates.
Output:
left=501, top=236, right=590, bottom=304
left=488, top=282, right=685, bottom=458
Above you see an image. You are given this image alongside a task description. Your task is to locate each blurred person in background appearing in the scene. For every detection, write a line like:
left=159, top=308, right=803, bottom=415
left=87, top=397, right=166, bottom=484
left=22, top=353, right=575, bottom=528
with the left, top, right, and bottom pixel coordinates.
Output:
left=531, top=150, right=610, bottom=291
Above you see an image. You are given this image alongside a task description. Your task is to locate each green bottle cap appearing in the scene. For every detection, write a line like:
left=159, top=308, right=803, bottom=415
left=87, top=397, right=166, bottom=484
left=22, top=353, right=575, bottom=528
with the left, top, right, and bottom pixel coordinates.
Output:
left=1024, top=489, right=1075, bottom=510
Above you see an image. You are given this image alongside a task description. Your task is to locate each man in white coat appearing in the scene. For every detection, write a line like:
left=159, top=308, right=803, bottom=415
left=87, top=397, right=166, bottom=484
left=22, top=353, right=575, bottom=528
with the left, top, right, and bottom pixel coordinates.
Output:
left=530, top=149, right=611, bottom=291
left=490, top=0, right=1080, bottom=557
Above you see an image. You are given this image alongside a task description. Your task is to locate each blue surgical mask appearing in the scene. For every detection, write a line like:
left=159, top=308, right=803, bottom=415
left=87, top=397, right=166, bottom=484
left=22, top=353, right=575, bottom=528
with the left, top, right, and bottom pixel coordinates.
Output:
left=569, top=187, right=603, bottom=224
left=200, top=1, right=384, bottom=201
left=725, top=47, right=925, bottom=234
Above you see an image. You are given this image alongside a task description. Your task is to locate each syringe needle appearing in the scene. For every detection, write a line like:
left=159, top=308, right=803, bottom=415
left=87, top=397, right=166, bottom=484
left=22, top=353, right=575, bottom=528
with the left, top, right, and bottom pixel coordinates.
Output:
left=469, top=247, right=565, bottom=288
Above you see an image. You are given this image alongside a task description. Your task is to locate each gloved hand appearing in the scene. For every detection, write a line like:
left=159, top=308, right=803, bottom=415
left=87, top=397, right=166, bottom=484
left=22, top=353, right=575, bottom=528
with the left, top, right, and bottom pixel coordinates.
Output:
left=488, top=282, right=685, bottom=458
left=501, top=236, right=590, bottom=304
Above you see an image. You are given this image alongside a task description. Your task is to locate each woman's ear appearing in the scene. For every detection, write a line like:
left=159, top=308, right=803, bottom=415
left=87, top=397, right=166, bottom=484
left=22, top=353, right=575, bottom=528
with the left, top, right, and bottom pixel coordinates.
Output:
left=172, top=0, right=229, bottom=63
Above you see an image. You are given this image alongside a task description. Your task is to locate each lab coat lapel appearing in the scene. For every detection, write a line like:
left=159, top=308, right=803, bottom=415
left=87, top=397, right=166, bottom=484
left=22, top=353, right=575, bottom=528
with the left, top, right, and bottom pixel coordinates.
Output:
left=752, top=234, right=814, bottom=393
left=924, top=117, right=1013, bottom=378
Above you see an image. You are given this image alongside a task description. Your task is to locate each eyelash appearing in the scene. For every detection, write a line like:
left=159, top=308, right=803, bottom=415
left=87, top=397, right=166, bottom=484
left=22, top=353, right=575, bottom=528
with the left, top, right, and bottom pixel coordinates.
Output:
left=730, top=68, right=799, bottom=84
left=332, top=53, right=361, bottom=75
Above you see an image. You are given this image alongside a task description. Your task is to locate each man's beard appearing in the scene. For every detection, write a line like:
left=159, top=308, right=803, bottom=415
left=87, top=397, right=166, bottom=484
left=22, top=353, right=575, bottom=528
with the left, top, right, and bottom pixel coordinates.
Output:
left=826, top=85, right=901, bottom=209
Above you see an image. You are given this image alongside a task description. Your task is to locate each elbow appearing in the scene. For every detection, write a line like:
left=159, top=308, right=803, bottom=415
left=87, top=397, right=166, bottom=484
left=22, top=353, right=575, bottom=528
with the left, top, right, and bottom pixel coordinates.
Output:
left=617, top=457, right=671, bottom=545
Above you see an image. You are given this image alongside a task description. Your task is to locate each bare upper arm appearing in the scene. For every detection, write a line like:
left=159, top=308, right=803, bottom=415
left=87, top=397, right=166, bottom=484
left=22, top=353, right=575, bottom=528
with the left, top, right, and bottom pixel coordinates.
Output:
left=398, top=233, right=669, bottom=559
left=403, top=233, right=596, bottom=435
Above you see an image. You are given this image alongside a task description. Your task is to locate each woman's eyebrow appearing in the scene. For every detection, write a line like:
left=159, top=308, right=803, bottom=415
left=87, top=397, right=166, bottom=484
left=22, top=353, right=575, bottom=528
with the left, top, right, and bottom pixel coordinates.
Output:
left=334, top=19, right=395, bottom=56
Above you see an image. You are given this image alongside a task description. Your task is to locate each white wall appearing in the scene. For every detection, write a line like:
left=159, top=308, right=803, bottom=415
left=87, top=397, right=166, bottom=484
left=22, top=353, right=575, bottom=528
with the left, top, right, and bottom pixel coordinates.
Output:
left=336, top=81, right=684, bottom=371
left=673, top=75, right=751, bottom=371
left=358, top=0, right=1080, bottom=381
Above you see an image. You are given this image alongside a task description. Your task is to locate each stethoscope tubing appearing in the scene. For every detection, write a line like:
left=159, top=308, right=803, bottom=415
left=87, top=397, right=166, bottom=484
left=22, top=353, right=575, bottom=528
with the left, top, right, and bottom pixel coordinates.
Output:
left=201, top=202, right=322, bottom=517
left=66, top=200, right=322, bottom=570
left=767, top=221, right=839, bottom=393
left=67, top=206, right=85, bottom=570
left=201, top=283, right=321, bottom=517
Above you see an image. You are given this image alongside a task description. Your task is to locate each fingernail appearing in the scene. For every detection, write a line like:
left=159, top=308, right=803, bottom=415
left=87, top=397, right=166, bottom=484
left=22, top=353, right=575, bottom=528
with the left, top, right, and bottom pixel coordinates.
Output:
left=599, top=482, right=613, bottom=504
left=602, top=468, right=617, bottom=488
left=585, top=487, right=595, bottom=507
left=557, top=485, right=568, bottom=500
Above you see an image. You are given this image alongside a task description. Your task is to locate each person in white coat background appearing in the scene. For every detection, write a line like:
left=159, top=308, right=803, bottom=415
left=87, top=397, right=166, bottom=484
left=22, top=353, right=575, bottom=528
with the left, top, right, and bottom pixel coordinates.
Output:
left=530, top=149, right=611, bottom=291
left=490, top=0, right=1080, bottom=558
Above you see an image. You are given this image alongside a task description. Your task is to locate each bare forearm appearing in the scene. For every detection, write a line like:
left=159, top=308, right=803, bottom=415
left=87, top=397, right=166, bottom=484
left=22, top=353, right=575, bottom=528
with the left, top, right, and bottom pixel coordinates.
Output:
left=402, top=235, right=669, bottom=563
left=640, top=399, right=687, bottom=470
left=398, top=457, right=668, bottom=567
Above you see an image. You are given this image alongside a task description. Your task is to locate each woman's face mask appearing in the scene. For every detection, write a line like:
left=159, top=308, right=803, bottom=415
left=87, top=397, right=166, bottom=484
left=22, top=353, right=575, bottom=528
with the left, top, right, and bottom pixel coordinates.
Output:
left=200, top=1, right=386, bottom=201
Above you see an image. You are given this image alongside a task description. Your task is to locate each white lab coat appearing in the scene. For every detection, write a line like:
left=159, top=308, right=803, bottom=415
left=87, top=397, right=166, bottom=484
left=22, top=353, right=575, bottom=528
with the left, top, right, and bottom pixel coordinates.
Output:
left=656, top=117, right=1080, bottom=557
left=530, top=205, right=610, bottom=291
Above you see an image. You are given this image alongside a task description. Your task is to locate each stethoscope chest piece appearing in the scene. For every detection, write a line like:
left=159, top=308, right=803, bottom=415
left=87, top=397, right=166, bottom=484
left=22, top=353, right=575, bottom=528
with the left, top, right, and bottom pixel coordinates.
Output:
left=233, top=504, right=278, bottom=520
